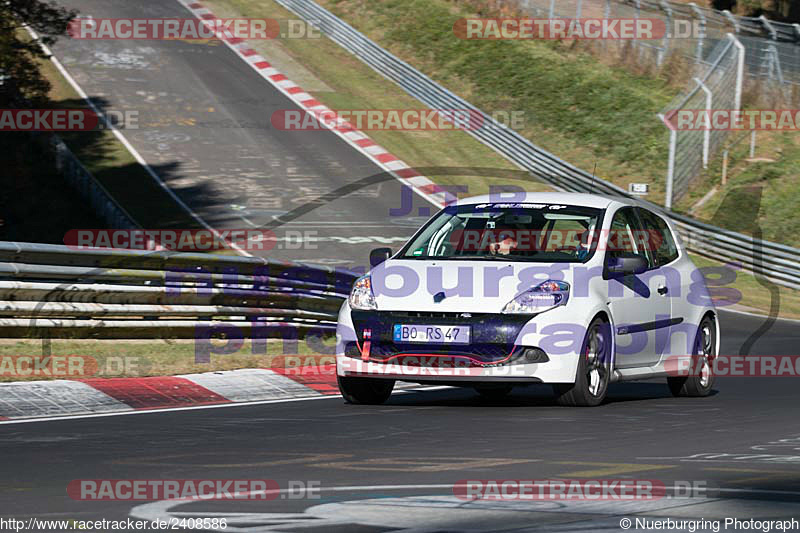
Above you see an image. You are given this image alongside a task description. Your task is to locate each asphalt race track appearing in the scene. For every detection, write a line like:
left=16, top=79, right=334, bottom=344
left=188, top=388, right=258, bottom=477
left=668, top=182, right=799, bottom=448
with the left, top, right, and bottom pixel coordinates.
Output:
left=47, top=0, right=436, bottom=267
left=1, top=310, right=800, bottom=532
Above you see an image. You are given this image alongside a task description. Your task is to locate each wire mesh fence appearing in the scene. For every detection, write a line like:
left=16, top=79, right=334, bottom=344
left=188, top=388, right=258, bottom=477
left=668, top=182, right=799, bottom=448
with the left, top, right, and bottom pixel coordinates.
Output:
left=659, top=34, right=744, bottom=206
left=515, top=0, right=798, bottom=204
left=516, top=0, right=800, bottom=88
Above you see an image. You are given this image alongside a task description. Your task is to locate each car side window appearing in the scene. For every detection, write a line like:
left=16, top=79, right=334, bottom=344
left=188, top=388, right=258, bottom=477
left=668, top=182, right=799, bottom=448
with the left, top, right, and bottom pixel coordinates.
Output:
left=608, top=207, right=643, bottom=259
left=637, top=209, right=679, bottom=266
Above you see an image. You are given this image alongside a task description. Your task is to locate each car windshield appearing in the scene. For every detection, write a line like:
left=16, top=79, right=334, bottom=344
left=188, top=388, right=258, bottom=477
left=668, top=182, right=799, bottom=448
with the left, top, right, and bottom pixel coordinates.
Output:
left=400, top=203, right=604, bottom=262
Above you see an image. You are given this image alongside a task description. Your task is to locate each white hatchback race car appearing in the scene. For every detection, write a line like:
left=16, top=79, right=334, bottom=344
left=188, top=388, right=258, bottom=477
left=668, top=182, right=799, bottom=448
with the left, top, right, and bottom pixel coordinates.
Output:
left=336, top=192, right=719, bottom=406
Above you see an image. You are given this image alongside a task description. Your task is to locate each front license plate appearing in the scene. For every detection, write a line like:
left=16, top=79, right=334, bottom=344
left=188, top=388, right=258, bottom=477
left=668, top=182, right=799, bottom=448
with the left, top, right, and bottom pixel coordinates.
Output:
left=393, top=324, right=471, bottom=344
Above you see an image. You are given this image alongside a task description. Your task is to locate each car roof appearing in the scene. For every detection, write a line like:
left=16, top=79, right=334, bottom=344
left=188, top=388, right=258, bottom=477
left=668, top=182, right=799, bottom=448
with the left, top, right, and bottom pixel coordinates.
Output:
left=454, top=192, right=634, bottom=209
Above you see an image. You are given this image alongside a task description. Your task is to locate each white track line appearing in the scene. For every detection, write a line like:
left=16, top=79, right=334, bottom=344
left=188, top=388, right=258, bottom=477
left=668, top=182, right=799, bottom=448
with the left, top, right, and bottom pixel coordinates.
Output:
left=0, top=386, right=449, bottom=425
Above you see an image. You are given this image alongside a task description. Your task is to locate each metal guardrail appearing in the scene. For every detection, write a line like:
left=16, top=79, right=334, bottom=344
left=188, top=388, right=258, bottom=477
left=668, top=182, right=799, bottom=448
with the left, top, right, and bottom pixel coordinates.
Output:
left=0, top=242, right=356, bottom=338
left=273, top=0, right=800, bottom=291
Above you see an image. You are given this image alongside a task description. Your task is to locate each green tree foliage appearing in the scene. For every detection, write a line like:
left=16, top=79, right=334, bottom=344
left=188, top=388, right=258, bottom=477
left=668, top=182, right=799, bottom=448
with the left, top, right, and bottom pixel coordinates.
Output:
left=712, top=0, right=800, bottom=22
left=0, top=0, right=76, bottom=107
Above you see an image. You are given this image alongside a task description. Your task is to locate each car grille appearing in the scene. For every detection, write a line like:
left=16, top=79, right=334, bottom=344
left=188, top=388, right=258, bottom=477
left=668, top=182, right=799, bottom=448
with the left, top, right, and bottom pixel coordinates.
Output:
left=344, top=341, right=519, bottom=366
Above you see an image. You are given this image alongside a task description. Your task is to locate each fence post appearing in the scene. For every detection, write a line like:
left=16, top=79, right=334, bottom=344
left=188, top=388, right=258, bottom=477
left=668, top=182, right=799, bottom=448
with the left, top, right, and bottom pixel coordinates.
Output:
left=689, top=3, right=706, bottom=64
left=694, top=77, right=712, bottom=169
left=576, top=0, right=583, bottom=19
left=658, top=0, right=673, bottom=66
left=722, top=10, right=740, bottom=34
left=765, top=45, right=785, bottom=84
left=728, top=33, right=745, bottom=111
left=750, top=130, right=757, bottom=159
left=659, top=113, right=677, bottom=210
left=759, top=15, right=777, bottom=41
left=549, top=0, right=555, bottom=19
left=722, top=149, right=729, bottom=185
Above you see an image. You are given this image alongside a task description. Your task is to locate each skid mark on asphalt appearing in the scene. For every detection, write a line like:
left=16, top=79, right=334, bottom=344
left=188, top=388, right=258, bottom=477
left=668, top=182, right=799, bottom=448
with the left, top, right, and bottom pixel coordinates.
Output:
left=702, top=467, right=800, bottom=485
left=307, top=457, right=540, bottom=472
left=112, top=452, right=352, bottom=468
left=552, top=461, right=678, bottom=477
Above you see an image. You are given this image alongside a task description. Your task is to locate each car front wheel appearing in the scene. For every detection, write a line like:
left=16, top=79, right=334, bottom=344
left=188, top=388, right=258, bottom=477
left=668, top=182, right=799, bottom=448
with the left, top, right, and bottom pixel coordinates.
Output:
left=337, top=375, right=395, bottom=404
left=554, top=317, right=612, bottom=407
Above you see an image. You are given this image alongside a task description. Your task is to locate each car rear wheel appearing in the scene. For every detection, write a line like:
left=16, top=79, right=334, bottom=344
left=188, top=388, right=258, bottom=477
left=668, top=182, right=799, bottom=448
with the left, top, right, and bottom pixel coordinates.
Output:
left=337, top=375, right=395, bottom=405
left=554, top=317, right=611, bottom=407
left=667, top=316, right=716, bottom=397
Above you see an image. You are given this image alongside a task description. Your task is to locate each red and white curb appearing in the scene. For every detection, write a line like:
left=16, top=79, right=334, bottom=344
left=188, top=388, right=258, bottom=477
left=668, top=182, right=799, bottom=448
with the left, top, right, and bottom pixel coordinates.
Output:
left=177, top=0, right=449, bottom=209
left=0, top=368, right=338, bottom=420
left=0, top=367, right=420, bottom=421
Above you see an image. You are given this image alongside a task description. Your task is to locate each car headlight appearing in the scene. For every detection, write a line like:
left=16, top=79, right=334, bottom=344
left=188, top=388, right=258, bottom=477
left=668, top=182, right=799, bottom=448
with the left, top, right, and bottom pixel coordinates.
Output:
left=502, top=280, right=570, bottom=315
left=349, top=274, right=377, bottom=310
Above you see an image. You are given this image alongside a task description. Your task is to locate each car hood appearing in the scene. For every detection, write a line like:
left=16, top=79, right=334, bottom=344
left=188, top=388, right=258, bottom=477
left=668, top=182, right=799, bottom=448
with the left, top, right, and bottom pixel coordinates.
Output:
left=369, top=259, right=581, bottom=313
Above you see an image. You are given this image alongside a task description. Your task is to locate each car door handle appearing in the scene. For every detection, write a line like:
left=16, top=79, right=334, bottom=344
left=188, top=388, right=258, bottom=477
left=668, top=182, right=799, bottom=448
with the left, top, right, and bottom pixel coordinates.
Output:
left=657, top=285, right=668, bottom=295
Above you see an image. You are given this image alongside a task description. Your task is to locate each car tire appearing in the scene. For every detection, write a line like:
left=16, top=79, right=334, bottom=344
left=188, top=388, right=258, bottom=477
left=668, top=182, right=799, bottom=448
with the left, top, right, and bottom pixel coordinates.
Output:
left=667, top=315, right=716, bottom=397
left=337, top=375, right=395, bottom=405
left=474, top=385, right=514, bottom=400
left=554, top=317, right=612, bottom=407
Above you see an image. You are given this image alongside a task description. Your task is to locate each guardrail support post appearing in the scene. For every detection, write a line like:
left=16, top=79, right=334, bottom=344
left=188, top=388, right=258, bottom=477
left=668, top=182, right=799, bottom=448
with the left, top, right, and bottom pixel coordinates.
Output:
left=794, top=24, right=800, bottom=41
left=694, top=77, right=712, bottom=169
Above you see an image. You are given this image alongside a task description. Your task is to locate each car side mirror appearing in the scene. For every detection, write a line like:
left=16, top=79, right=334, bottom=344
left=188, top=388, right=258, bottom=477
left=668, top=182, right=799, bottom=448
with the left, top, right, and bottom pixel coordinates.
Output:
left=370, top=247, right=393, bottom=267
left=607, top=253, right=648, bottom=276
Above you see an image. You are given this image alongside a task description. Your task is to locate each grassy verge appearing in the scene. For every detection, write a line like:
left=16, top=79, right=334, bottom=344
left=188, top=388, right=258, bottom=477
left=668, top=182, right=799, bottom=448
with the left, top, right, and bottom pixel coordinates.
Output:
left=682, top=132, right=800, bottom=246
left=303, top=0, right=678, bottom=198
left=0, top=339, right=334, bottom=382
left=691, top=254, right=800, bottom=320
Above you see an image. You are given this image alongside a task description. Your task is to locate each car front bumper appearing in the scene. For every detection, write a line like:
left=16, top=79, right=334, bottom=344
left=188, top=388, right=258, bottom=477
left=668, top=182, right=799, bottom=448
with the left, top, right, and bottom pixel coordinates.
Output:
left=336, top=305, right=582, bottom=384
